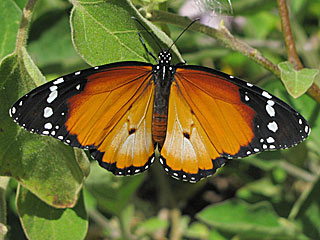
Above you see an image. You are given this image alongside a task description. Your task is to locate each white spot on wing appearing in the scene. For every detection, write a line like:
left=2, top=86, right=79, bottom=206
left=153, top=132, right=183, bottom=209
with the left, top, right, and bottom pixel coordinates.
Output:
left=247, top=82, right=253, bottom=87
left=47, top=90, right=58, bottom=103
left=305, top=126, right=309, bottom=134
left=10, top=107, right=16, bottom=115
left=53, top=77, right=64, bottom=85
left=267, top=121, right=278, bottom=132
left=266, top=104, right=275, bottom=117
left=44, top=122, right=52, bottom=129
left=245, top=95, right=250, bottom=101
left=49, top=86, right=58, bottom=91
left=262, top=91, right=272, bottom=99
left=75, top=71, right=81, bottom=75
left=43, top=107, right=53, bottom=118
left=76, top=84, right=81, bottom=90
left=267, top=100, right=275, bottom=106
left=266, top=137, right=275, bottom=143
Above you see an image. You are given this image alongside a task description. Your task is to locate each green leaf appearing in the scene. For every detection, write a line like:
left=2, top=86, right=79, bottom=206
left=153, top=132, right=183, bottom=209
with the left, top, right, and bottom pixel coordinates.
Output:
left=289, top=175, right=320, bottom=240
left=197, top=199, right=301, bottom=239
left=236, top=178, right=281, bottom=202
left=278, top=61, right=318, bottom=98
left=85, top=163, right=145, bottom=215
left=28, top=7, right=87, bottom=75
left=208, top=229, right=228, bottom=240
left=135, top=216, right=169, bottom=237
left=0, top=0, right=27, bottom=60
left=0, top=49, right=89, bottom=208
left=70, top=0, right=182, bottom=66
left=17, top=185, right=88, bottom=240
left=184, top=222, right=209, bottom=239
left=0, top=176, right=10, bottom=239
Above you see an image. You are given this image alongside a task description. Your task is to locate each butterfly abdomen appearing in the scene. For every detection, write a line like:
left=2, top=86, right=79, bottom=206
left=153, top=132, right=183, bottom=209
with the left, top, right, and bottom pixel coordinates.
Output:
left=152, top=113, right=168, bottom=148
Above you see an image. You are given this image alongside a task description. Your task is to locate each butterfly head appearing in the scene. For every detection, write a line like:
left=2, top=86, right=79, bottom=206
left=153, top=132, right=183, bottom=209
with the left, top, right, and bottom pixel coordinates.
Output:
left=158, top=51, right=172, bottom=66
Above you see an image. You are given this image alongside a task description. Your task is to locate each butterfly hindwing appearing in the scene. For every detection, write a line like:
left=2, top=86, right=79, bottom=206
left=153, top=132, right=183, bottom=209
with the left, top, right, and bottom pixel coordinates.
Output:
left=159, top=65, right=310, bottom=182
left=10, top=62, right=156, bottom=176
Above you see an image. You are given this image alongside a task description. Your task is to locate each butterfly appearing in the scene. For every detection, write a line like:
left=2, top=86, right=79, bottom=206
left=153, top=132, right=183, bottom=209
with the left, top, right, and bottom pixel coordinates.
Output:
left=9, top=20, right=310, bottom=183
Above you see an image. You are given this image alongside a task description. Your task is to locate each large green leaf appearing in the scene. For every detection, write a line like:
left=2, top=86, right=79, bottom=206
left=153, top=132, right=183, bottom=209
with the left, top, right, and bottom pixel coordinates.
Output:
left=0, top=0, right=27, bottom=60
left=278, top=61, right=318, bottom=98
left=0, top=49, right=89, bottom=208
left=289, top=175, right=320, bottom=240
left=70, top=0, right=182, bottom=66
left=197, top=199, right=302, bottom=239
left=17, top=185, right=88, bottom=240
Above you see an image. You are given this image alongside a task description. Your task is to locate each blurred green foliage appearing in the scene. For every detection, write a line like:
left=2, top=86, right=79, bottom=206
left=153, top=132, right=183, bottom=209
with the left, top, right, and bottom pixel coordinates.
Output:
left=1, top=0, right=320, bottom=239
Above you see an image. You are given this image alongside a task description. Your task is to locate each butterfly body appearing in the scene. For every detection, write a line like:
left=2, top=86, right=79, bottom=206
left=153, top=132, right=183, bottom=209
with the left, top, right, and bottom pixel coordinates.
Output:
left=10, top=48, right=310, bottom=182
left=152, top=51, right=174, bottom=149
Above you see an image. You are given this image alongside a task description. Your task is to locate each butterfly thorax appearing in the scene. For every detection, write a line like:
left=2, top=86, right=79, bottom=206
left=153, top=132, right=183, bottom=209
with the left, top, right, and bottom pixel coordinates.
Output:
left=151, top=51, right=174, bottom=149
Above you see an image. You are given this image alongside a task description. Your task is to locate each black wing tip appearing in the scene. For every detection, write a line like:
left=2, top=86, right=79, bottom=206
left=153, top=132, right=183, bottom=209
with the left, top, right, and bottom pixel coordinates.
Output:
left=91, top=150, right=155, bottom=176
left=159, top=155, right=228, bottom=183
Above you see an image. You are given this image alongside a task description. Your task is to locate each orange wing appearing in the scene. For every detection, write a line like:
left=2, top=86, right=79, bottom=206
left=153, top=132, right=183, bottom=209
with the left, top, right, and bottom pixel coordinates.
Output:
left=66, top=64, right=155, bottom=175
left=160, top=66, right=309, bottom=182
left=160, top=79, right=228, bottom=182
left=10, top=62, right=155, bottom=176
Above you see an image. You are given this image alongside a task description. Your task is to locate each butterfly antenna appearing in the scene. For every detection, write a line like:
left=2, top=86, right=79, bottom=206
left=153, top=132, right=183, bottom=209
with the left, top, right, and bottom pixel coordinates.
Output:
left=168, top=18, right=200, bottom=51
left=131, top=17, right=163, bottom=52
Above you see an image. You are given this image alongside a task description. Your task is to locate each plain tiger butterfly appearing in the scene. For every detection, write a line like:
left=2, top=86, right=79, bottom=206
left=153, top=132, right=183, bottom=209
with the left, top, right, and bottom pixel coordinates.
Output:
left=9, top=19, right=310, bottom=183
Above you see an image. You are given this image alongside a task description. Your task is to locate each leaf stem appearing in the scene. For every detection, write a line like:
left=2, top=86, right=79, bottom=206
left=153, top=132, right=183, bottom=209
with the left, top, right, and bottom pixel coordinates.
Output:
left=277, top=0, right=302, bottom=70
left=15, top=0, right=38, bottom=53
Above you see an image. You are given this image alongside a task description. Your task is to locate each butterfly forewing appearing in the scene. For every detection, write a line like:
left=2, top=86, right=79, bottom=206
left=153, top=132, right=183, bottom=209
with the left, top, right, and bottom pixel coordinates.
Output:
left=10, top=62, right=157, bottom=175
